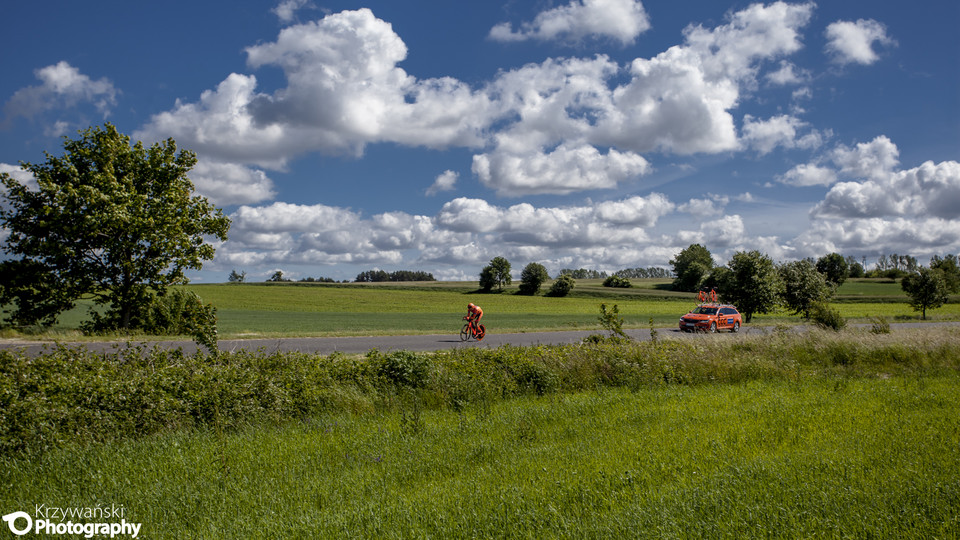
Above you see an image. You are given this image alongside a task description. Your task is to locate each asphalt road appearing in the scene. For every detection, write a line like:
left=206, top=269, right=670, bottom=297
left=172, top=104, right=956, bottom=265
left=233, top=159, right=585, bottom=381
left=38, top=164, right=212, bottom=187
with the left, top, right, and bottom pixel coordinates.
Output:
left=2, top=322, right=955, bottom=357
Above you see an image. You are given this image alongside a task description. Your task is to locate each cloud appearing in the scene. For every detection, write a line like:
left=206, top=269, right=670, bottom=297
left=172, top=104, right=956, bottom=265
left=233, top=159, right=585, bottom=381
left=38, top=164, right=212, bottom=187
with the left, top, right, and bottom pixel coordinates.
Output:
left=138, top=9, right=492, bottom=168
left=741, top=114, right=822, bottom=155
left=426, top=170, right=458, bottom=196
left=2, top=61, right=117, bottom=127
left=777, top=163, right=838, bottom=187
left=813, top=158, right=960, bottom=220
left=489, top=0, right=651, bottom=45
left=765, top=60, right=809, bottom=85
left=139, top=3, right=824, bottom=200
left=473, top=143, right=650, bottom=196
left=678, top=194, right=729, bottom=216
left=824, top=19, right=895, bottom=65
left=773, top=134, right=960, bottom=258
left=793, top=217, right=960, bottom=259
left=190, top=160, right=277, bottom=205
left=0, top=163, right=37, bottom=189
left=829, top=135, right=899, bottom=180
left=272, top=0, right=309, bottom=23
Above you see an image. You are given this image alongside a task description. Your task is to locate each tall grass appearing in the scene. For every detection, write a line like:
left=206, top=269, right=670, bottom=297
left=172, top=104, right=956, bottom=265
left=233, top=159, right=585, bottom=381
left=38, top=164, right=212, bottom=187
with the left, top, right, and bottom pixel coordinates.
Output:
left=3, top=377, right=957, bottom=538
left=3, top=327, right=958, bottom=457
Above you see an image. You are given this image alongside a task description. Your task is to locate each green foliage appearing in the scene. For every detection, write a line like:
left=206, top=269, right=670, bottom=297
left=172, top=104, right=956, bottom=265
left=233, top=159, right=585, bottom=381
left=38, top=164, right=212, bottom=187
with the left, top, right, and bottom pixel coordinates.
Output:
left=779, top=259, right=832, bottom=318
left=930, top=254, right=960, bottom=293
left=669, top=244, right=713, bottom=292
left=480, top=256, right=511, bottom=292
left=901, top=267, right=950, bottom=319
left=355, top=270, right=436, bottom=282
left=810, top=302, right=846, bottom=331
left=717, top=250, right=782, bottom=323
left=0, top=123, right=230, bottom=330
left=227, top=269, right=246, bottom=283
left=598, top=303, right=628, bottom=339
left=870, top=316, right=891, bottom=334
left=603, top=275, right=632, bottom=288
left=816, top=252, right=849, bottom=286
left=3, top=328, right=960, bottom=459
left=547, top=274, right=575, bottom=297
left=0, top=258, right=78, bottom=327
left=518, top=262, right=549, bottom=295
left=268, top=270, right=291, bottom=282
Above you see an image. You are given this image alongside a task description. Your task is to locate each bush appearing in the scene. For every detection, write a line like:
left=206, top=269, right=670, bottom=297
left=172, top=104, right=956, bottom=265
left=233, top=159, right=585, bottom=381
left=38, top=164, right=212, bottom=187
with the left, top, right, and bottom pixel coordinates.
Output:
left=810, top=302, right=846, bottom=331
left=81, top=289, right=219, bottom=353
left=548, top=275, right=575, bottom=297
left=603, top=275, right=632, bottom=288
left=518, top=263, right=549, bottom=295
left=870, top=316, right=891, bottom=334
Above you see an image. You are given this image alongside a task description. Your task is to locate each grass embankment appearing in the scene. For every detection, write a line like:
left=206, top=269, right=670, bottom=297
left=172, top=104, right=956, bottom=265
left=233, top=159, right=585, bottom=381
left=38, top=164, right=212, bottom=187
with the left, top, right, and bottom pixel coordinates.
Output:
left=2, top=328, right=959, bottom=537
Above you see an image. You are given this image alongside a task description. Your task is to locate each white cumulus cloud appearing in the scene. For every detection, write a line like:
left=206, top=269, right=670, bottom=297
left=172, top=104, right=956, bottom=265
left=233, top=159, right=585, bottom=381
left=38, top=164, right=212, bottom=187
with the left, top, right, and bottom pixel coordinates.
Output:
left=489, top=0, right=651, bottom=45
left=825, top=19, right=895, bottom=65
left=2, top=61, right=117, bottom=126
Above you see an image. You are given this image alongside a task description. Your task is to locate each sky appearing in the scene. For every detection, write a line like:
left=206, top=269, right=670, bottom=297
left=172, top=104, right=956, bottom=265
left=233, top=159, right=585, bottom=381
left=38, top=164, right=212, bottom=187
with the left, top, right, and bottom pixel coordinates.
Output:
left=1, top=0, right=958, bottom=283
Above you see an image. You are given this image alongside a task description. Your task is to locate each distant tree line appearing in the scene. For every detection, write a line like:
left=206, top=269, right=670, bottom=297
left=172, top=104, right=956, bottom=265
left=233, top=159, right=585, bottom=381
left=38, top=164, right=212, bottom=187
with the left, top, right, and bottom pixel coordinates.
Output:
left=670, top=244, right=960, bottom=322
left=355, top=270, right=436, bottom=282
left=556, top=267, right=670, bottom=279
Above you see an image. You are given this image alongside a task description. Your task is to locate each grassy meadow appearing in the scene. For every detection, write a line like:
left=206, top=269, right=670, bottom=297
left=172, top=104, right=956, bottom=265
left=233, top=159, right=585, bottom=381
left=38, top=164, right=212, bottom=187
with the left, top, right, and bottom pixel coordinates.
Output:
left=2, top=328, right=959, bottom=537
left=3, top=278, right=959, bottom=537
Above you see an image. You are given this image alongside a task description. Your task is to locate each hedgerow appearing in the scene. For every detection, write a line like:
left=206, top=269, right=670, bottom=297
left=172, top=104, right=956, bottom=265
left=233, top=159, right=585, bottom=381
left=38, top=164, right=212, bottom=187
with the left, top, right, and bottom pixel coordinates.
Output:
left=2, top=328, right=958, bottom=456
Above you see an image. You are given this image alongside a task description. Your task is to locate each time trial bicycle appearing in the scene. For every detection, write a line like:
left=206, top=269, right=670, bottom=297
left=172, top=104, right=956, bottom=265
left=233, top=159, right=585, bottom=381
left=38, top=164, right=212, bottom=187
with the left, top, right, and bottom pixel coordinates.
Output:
left=460, top=317, right=486, bottom=341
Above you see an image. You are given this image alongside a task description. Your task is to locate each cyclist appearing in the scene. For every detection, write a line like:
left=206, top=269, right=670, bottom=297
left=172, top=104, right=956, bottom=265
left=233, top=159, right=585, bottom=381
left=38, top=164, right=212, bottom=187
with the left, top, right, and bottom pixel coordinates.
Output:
left=465, top=303, right=483, bottom=326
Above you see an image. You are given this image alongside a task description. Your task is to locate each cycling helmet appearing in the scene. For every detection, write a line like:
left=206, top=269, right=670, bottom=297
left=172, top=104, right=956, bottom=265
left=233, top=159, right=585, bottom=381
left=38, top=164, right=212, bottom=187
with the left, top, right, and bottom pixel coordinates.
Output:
left=468, top=303, right=475, bottom=309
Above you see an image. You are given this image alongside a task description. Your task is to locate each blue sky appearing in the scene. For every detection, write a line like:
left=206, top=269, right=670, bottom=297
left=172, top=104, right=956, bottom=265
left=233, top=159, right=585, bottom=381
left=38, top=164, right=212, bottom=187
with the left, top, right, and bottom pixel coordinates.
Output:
left=2, top=0, right=958, bottom=282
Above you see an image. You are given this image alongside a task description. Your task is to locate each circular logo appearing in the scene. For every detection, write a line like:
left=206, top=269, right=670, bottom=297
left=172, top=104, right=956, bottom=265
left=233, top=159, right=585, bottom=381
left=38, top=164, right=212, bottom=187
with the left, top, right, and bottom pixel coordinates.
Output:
left=2, top=511, right=33, bottom=536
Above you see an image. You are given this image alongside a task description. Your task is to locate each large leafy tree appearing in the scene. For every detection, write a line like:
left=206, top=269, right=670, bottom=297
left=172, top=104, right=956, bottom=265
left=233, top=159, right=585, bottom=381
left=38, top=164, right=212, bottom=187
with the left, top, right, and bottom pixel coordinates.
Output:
left=930, top=254, right=960, bottom=293
left=901, top=268, right=949, bottom=320
left=518, top=262, right=549, bottom=295
left=669, top=244, right=713, bottom=292
left=479, top=256, right=512, bottom=292
left=779, top=259, right=832, bottom=318
left=815, top=252, right=849, bottom=286
left=0, top=123, right=230, bottom=330
left=716, top=250, right=782, bottom=323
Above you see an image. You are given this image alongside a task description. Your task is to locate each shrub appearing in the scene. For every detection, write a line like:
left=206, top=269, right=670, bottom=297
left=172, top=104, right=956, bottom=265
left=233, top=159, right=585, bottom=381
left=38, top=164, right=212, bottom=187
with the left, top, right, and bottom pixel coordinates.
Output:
left=370, top=350, right=431, bottom=389
left=810, top=302, right=846, bottom=331
left=518, top=263, right=549, bottom=295
left=870, top=316, right=891, bottom=334
left=598, top=303, right=629, bottom=339
left=548, top=275, right=575, bottom=297
left=603, top=275, right=632, bottom=288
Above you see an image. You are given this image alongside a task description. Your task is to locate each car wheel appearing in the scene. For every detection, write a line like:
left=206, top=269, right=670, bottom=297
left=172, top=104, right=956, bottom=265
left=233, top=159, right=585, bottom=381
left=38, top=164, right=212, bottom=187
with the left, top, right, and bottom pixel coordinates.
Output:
left=732, top=321, right=740, bottom=333
left=709, top=321, right=717, bottom=333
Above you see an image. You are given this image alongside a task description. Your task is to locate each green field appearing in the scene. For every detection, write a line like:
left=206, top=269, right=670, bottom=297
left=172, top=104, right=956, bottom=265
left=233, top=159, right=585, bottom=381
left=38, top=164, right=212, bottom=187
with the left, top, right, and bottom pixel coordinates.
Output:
left=3, top=328, right=958, bottom=537
left=25, top=277, right=958, bottom=339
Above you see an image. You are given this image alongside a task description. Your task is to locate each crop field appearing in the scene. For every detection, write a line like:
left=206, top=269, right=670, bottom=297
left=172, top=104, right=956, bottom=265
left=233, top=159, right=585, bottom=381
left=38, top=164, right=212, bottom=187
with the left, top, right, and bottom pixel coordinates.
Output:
left=14, top=277, right=960, bottom=340
left=197, top=278, right=954, bottom=338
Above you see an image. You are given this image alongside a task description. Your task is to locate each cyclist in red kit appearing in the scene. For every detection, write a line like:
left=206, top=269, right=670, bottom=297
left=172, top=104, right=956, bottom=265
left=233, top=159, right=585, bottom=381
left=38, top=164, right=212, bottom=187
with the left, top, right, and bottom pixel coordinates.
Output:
left=466, top=303, right=483, bottom=325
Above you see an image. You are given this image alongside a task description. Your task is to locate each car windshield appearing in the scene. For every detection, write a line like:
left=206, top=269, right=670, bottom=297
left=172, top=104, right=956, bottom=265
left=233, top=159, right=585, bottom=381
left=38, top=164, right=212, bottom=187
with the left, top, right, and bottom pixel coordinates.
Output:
left=692, top=306, right=718, bottom=315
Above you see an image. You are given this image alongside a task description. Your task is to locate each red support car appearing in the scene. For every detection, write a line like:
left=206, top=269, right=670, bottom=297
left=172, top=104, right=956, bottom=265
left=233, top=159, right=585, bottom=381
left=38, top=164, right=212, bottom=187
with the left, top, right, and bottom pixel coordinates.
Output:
left=679, top=303, right=742, bottom=333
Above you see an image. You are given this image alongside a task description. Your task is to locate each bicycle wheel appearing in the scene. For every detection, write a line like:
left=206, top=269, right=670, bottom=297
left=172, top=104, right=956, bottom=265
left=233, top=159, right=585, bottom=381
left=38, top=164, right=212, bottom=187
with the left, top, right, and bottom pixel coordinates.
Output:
left=476, top=324, right=485, bottom=340
left=460, top=324, right=471, bottom=341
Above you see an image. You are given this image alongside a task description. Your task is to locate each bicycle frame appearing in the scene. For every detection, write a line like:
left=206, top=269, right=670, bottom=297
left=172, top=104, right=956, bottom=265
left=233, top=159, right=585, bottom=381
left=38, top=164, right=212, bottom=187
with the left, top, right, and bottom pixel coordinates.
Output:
left=460, top=317, right=485, bottom=341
